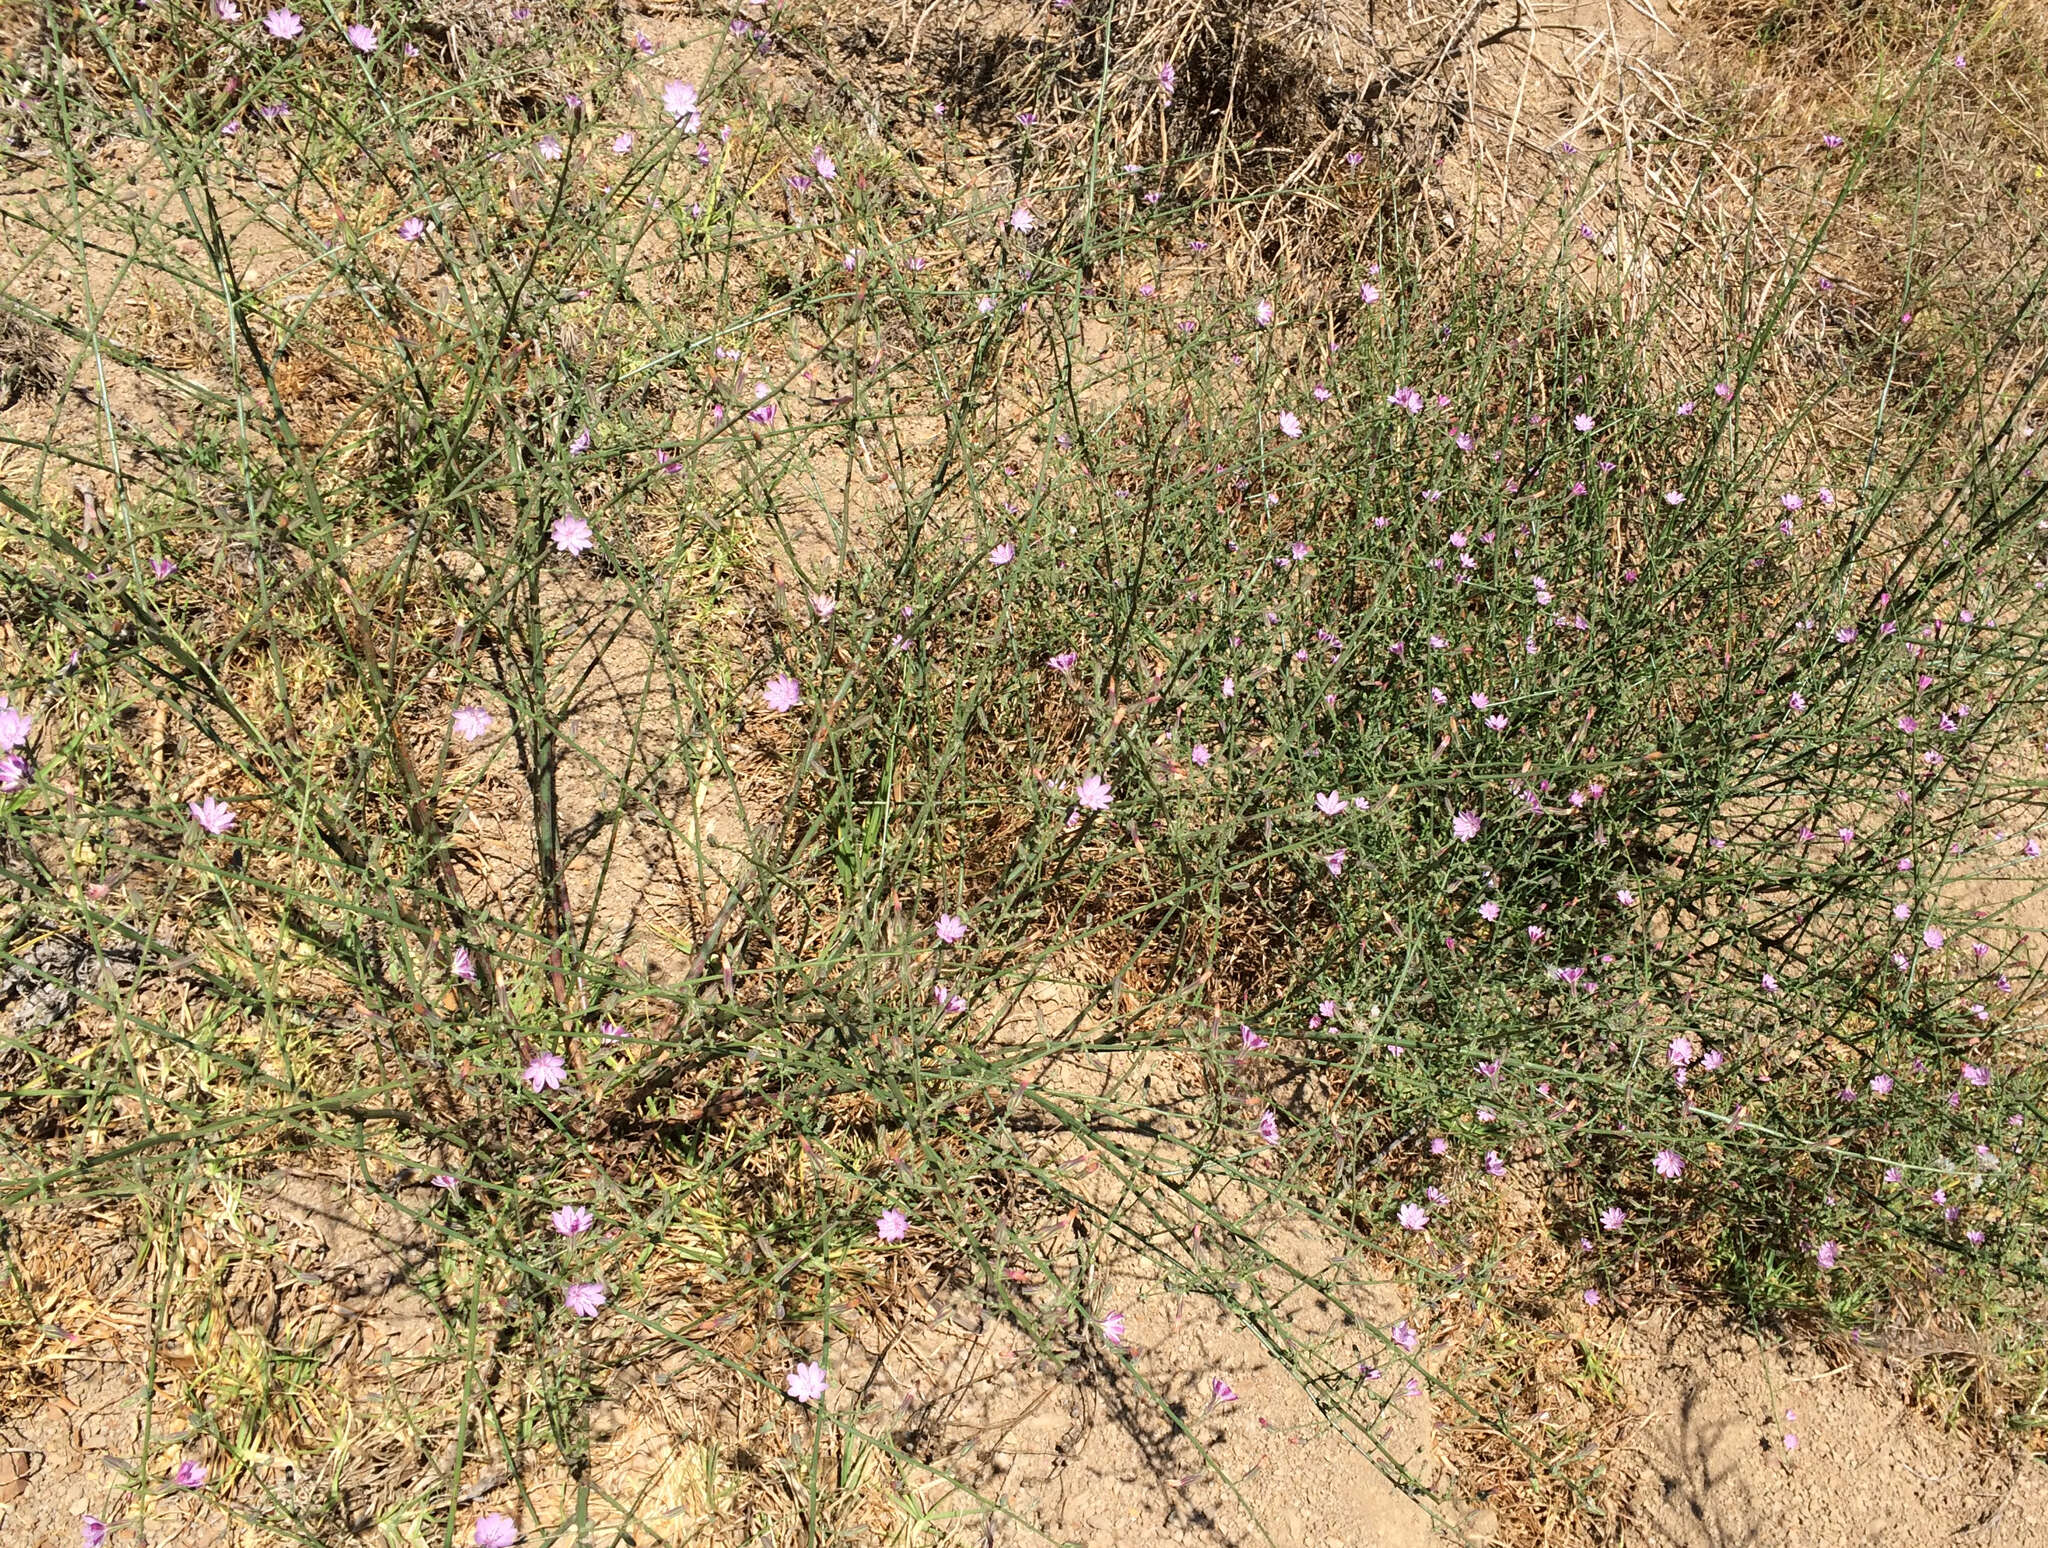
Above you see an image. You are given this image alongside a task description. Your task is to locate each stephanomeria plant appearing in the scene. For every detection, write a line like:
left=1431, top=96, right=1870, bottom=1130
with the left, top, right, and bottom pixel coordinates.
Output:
left=0, top=6, right=2044, bottom=1544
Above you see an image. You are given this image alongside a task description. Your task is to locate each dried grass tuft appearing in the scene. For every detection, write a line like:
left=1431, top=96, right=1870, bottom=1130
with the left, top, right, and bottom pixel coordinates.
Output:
left=0, top=314, right=57, bottom=410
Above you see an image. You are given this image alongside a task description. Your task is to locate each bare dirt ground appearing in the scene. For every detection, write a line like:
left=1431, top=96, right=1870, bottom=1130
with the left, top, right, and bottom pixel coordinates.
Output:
left=6, top=1191, right=2048, bottom=1548
left=1623, top=1318, right=2048, bottom=1548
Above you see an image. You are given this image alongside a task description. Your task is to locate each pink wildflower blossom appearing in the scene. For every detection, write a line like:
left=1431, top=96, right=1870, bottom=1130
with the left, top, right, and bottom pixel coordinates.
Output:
left=189, top=795, right=237, bottom=834
left=523, top=1052, right=567, bottom=1092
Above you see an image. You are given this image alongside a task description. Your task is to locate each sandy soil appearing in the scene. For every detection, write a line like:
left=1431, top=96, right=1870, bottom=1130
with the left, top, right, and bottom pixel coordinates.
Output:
left=6, top=1198, right=2046, bottom=1548
left=1623, top=1316, right=2048, bottom=1548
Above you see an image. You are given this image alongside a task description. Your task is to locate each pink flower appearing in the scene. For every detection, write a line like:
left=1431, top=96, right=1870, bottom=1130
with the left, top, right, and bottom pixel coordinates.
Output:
left=1101, top=1311, right=1127, bottom=1344
left=1663, top=490, right=1685, bottom=506
left=452, top=947, right=478, bottom=982
left=662, top=81, right=701, bottom=127
left=988, top=542, right=1016, bottom=566
left=811, top=147, right=836, bottom=180
left=786, top=1359, right=827, bottom=1402
left=1653, top=1149, right=1684, bottom=1179
left=398, top=215, right=426, bottom=242
left=474, top=1516, right=519, bottom=1548
left=0, top=751, right=26, bottom=792
left=1397, top=1202, right=1429, bottom=1231
left=0, top=698, right=29, bottom=750
left=344, top=22, right=376, bottom=51
left=1391, top=1320, right=1419, bottom=1352
left=1478, top=900, right=1500, bottom=921
left=612, top=131, right=635, bottom=154
left=1573, top=414, right=1594, bottom=432
left=1191, top=743, right=1210, bottom=767
left=264, top=8, right=303, bottom=40
left=550, top=1204, right=594, bottom=1235
left=214, top=0, right=240, bottom=16
left=550, top=514, right=593, bottom=554
left=1047, top=650, right=1077, bottom=674
left=1075, top=774, right=1113, bottom=811
left=189, top=794, right=237, bottom=834
left=1962, top=1063, right=1990, bottom=1088
left=935, top=913, right=968, bottom=945
left=1157, top=61, right=1176, bottom=99
left=1240, top=1026, right=1268, bottom=1051
left=1316, top=790, right=1347, bottom=816
left=453, top=705, right=493, bottom=741
left=1922, top=926, right=1945, bottom=950
left=1668, top=1037, right=1694, bottom=1067
left=761, top=674, right=802, bottom=713
left=1469, top=691, right=1490, bottom=710
left=1389, top=386, right=1423, bottom=414
left=1009, top=205, right=1036, bottom=233
left=174, top=1459, right=209, bottom=1488
left=877, top=1209, right=908, bottom=1242
left=1258, top=1110, right=1280, bottom=1145
left=82, top=1518, right=109, bottom=1548
left=1210, top=1377, right=1237, bottom=1404
left=563, top=1281, right=606, bottom=1317
left=1254, top=299, right=1274, bottom=327
left=149, top=555, right=177, bottom=579
left=522, top=1052, right=567, bottom=1092
left=1324, top=849, right=1347, bottom=877
left=1815, top=1240, right=1839, bottom=1269
left=1451, top=810, right=1481, bottom=843
left=1360, top=282, right=1381, bottom=304
left=1599, top=1206, right=1626, bottom=1231
left=1277, top=411, right=1302, bottom=439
